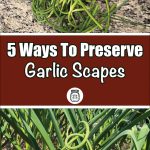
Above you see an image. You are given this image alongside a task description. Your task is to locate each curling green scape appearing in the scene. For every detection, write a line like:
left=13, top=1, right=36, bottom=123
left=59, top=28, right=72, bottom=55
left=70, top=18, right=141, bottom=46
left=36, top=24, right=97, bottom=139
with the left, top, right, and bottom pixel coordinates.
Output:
left=32, top=0, right=117, bottom=32
left=1, top=109, right=150, bottom=150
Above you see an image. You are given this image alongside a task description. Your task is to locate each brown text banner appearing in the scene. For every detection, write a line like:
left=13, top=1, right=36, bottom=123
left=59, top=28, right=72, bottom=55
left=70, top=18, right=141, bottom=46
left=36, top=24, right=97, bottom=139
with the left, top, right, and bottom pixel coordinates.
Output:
left=0, top=35, right=149, bottom=105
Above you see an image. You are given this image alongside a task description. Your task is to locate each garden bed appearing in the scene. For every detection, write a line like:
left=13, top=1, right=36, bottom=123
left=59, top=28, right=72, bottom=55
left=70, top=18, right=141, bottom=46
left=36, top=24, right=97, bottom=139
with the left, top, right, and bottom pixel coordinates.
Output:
left=0, top=0, right=150, bottom=33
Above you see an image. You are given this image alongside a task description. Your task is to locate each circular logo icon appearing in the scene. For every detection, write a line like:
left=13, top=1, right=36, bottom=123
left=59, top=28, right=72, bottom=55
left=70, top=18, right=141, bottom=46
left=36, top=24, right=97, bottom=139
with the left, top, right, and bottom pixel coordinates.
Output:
left=67, top=87, right=83, bottom=104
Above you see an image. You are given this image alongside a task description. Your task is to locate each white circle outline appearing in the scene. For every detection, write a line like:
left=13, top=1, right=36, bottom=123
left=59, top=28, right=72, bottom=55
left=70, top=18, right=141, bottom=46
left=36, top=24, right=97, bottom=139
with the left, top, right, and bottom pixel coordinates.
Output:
left=67, top=87, right=83, bottom=104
